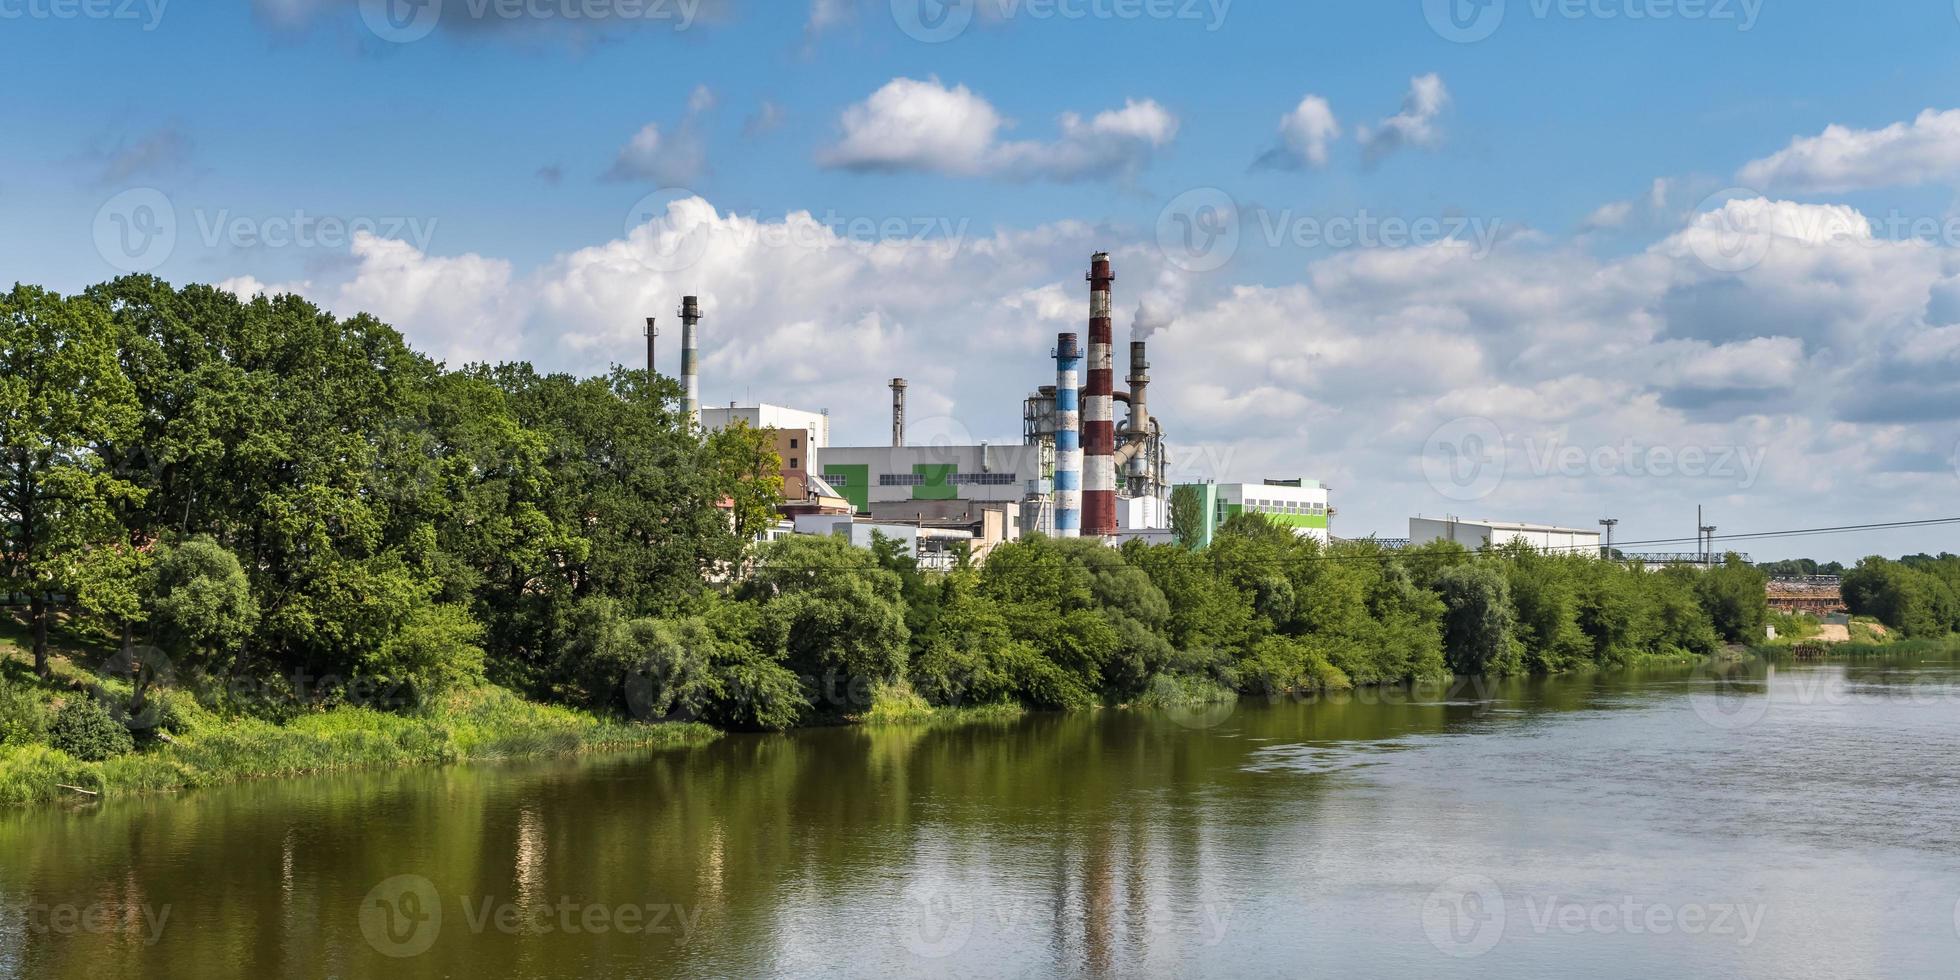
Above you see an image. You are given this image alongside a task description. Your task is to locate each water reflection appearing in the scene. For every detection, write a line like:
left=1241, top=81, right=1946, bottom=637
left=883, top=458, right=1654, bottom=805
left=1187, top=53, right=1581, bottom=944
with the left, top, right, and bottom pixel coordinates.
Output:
left=2, top=653, right=1959, bottom=978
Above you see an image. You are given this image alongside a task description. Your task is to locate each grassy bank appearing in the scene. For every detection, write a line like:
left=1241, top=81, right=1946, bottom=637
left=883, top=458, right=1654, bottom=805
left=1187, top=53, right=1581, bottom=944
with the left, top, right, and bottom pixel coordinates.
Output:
left=0, top=636, right=718, bottom=807
left=850, top=682, right=1028, bottom=729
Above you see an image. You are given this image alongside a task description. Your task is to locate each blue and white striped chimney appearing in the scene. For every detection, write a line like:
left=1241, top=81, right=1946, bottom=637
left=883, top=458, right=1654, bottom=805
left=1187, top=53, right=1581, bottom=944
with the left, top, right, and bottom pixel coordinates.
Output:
left=1054, top=332, right=1083, bottom=538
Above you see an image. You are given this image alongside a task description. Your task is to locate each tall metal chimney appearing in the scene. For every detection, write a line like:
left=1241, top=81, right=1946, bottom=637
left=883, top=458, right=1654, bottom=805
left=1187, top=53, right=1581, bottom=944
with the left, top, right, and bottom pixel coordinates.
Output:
left=1084, top=253, right=1118, bottom=538
left=644, top=317, right=658, bottom=380
left=1126, top=340, right=1150, bottom=484
left=1054, top=332, right=1083, bottom=539
left=890, top=378, right=908, bottom=448
left=679, top=296, right=702, bottom=425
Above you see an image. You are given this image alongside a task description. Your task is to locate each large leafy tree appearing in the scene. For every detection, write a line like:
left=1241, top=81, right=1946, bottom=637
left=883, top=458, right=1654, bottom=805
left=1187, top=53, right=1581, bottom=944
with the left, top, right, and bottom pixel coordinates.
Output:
left=0, top=286, right=142, bottom=676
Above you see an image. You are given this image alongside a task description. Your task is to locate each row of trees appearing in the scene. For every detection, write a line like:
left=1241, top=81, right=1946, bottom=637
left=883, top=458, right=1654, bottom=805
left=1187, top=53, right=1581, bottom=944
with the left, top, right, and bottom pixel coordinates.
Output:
left=1843, top=554, right=1960, bottom=638
left=1, top=278, right=776, bottom=708
left=5, top=277, right=1782, bottom=735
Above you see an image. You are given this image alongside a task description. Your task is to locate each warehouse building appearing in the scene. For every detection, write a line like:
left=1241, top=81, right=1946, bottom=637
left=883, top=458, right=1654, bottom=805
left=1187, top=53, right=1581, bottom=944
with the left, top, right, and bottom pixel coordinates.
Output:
left=1408, top=517, right=1601, bottom=555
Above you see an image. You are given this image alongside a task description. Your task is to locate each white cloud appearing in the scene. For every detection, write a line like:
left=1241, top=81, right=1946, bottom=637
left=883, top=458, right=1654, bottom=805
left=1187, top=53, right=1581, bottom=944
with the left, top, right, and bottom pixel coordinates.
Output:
left=232, top=193, right=1960, bottom=560
left=1358, top=73, right=1450, bottom=163
left=216, top=275, right=313, bottom=299
left=819, top=77, right=1177, bottom=181
left=1582, top=200, right=1634, bottom=230
left=605, top=86, right=716, bottom=185
left=1739, top=108, right=1960, bottom=192
left=1257, top=95, right=1340, bottom=170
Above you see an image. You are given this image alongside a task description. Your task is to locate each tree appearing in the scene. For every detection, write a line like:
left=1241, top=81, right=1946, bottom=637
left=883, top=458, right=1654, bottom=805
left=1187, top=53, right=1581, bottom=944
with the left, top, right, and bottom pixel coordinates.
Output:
left=148, top=536, right=259, bottom=675
left=704, top=419, right=785, bottom=545
left=0, top=286, right=142, bottom=676
left=739, top=535, right=909, bottom=717
left=1434, top=564, right=1520, bottom=675
left=1694, top=554, right=1768, bottom=644
left=1168, top=485, right=1205, bottom=549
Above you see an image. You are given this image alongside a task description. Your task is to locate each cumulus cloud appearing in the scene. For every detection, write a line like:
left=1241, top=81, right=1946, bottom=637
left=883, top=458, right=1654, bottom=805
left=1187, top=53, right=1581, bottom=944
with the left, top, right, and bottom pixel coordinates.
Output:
left=605, top=86, right=715, bottom=185
left=1582, top=200, right=1634, bottom=231
left=1739, top=108, right=1960, bottom=192
left=226, top=192, right=1960, bottom=559
left=248, top=0, right=729, bottom=42
left=1256, top=95, right=1340, bottom=170
left=1358, top=74, right=1449, bottom=164
left=743, top=100, right=786, bottom=137
left=819, top=77, right=1178, bottom=181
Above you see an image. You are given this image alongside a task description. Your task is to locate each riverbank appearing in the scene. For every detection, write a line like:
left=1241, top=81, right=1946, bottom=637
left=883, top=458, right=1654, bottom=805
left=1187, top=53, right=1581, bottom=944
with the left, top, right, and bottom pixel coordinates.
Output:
left=0, top=652, right=719, bottom=807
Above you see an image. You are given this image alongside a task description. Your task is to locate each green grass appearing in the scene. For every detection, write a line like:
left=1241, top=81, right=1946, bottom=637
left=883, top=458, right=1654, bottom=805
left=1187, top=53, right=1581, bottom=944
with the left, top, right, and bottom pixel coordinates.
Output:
left=850, top=682, right=1027, bottom=729
left=0, top=682, right=717, bottom=808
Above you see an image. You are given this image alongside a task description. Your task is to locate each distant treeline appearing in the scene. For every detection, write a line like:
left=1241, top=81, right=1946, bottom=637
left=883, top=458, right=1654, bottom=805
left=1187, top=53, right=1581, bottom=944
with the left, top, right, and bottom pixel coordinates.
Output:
left=0, top=277, right=1844, bottom=739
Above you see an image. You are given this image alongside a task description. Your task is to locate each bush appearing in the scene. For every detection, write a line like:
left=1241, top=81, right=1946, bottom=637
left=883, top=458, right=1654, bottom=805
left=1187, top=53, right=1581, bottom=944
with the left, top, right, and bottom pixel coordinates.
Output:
left=48, top=697, right=135, bottom=761
left=0, top=682, right=50, bottom=747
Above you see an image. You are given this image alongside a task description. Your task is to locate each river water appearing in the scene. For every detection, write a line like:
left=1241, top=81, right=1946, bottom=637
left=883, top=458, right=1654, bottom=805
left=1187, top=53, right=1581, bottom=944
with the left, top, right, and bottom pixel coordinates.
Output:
left=4, top=653, right=1959, bottom=979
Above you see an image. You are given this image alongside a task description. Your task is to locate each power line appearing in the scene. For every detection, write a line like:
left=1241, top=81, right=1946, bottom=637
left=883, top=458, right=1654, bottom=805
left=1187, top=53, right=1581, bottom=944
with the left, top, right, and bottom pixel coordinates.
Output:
left=746, top=516, right=1960, bottom=573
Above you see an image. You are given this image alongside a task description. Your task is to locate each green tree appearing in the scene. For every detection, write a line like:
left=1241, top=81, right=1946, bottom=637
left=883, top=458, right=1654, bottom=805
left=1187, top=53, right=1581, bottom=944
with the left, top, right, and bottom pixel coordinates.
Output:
left=740, top=535, right=910, bottom=717
left=1695, top=554, right=1769, bottom=644
left=704, top=419, right=785, bottom=545
left=148, top=536, right=260, bottom=675
left=1434, top=564, right=1521, bottom=675
left=0, top=286, right=142, bottom=676
left=1168, top=485, right=1205, bottom=549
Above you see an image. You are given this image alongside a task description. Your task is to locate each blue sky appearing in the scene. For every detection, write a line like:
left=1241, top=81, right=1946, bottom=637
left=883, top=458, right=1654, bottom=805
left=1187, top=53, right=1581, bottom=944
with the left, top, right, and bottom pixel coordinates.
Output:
left=6, top=0, right=1960, bottom=560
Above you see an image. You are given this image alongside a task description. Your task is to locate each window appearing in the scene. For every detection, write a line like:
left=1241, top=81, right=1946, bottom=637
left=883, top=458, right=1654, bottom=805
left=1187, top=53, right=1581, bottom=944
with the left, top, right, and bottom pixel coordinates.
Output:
left=790, top=458, right=800, bottom=469
left=790, top=438, right=799, bottom=449
left=880, top=474, right=925, bottom=487
left=951, top=473, right=1016, bottom=486
left=825, top=472, right=849, bottom=487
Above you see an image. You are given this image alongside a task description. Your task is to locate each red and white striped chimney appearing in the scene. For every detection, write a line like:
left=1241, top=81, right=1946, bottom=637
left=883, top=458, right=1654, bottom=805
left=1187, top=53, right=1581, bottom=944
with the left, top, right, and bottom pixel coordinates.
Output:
left=1084, top=252, right=1118, bottom=538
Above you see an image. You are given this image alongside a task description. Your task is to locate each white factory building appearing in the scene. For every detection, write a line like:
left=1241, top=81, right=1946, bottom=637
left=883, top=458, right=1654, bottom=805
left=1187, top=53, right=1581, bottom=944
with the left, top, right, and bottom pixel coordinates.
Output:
left=1408, top=517, right=1601, bottom=555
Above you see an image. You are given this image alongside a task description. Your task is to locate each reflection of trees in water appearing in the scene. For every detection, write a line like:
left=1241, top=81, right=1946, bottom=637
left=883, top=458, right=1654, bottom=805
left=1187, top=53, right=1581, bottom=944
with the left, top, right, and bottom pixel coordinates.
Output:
left=0, top=671, right=1734, bottom=979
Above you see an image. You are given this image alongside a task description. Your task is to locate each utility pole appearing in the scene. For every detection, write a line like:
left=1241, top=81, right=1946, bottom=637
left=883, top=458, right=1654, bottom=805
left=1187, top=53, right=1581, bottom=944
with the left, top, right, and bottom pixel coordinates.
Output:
left=1599, top=518, right=1618, bottom=559
left=1702, top=525, right=1719, bottom=566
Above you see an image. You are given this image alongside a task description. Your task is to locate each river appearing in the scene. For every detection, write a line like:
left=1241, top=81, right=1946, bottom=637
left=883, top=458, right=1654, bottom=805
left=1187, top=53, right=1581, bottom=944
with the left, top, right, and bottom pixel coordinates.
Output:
left=3, top=652, right=1958, bottom=978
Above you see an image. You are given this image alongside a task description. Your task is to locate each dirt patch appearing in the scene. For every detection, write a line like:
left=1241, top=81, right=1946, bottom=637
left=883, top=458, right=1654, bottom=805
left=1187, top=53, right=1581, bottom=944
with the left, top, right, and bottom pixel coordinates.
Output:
left=1815, top=624, right=1851, bottom=644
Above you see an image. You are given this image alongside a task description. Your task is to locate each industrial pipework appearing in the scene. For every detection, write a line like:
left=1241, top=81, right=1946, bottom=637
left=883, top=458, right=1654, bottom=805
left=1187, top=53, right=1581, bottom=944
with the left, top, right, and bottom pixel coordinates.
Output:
left=890, top=378, right=908, bottom=448
left=679, top=296, right=702, bottom=425
left=1054, top=332, right=1083, bottom=538
left=1084, top=253, right=1117, bottom=537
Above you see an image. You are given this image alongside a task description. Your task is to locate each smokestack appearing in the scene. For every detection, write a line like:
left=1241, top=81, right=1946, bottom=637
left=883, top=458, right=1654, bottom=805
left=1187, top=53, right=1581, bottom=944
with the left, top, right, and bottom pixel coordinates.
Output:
left=890, top=378, right=908, bottom=448
left=1054, top=332, right=1082, bottom=539
left=1127, top=340, right=1150, bottom=481
left=1084, top=252, right=1117, bottom=538
left=645, top=317, right=658, bottom=380
left=679, top=296, right=702, bottom=425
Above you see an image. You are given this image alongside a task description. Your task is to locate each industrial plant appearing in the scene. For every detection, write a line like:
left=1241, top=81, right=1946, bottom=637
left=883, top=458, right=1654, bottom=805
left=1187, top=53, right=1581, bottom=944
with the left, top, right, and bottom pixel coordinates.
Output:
left=655, top=251, right=1285, bottom=564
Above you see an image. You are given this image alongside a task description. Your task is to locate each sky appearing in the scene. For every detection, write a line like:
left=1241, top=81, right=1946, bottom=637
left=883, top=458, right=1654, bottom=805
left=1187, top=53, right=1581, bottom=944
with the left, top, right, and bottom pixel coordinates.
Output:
left=4, top=0, right=1960, bottom=562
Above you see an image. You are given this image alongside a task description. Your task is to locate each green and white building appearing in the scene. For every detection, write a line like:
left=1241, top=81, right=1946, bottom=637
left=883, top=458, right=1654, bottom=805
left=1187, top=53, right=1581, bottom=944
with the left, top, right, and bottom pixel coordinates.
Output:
left=1175, top=480, right=1333, bottom=549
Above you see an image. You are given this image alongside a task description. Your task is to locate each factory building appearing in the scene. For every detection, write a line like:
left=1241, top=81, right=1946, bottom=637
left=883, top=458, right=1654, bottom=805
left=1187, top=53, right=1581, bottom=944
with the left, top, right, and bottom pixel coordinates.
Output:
left=665, top=252, right=1176, bottom=561
left=1174, top=481, right=1334, bottom=550
left=1408, top=517, right=1601, bottom=555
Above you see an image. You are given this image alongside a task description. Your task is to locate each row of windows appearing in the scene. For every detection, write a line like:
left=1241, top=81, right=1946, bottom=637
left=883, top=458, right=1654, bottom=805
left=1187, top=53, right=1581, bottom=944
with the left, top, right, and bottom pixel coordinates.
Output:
left=869, top=473, right=1019, bottom=487
left=1224, top=501, right=1327, bottom=517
